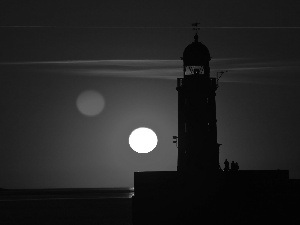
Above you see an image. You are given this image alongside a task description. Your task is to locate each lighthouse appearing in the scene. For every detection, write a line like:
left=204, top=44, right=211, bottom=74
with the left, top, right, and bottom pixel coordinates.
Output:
left=133, top=24, right=291, bottom=225
left=177, top=25, right=220, bottom=176
left=173, top=25, right=222, bottom=224
left=133, top=26, right=221, bottom=225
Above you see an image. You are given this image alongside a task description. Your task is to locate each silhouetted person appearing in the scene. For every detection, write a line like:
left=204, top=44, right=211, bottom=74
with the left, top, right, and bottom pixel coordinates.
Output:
left=224, top=159, right=229, bottom=172
left=235, top=162, right=239, bottom=171
left=231, top=161, right=235, bottom=171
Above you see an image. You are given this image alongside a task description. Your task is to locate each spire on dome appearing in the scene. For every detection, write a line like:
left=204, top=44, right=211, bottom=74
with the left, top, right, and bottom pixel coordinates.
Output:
left=192, top=22, right=200, bottom=43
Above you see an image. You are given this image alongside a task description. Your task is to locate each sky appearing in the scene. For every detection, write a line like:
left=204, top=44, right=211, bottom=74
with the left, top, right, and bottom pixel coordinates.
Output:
left=0, top=0, right=300, bottom=188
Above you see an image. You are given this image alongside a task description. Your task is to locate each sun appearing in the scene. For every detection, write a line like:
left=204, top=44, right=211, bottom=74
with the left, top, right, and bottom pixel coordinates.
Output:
left=129, top=127, right=158, bottom=153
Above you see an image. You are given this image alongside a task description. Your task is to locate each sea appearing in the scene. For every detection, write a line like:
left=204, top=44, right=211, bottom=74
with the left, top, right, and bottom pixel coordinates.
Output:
left=0, top=188, right=134, bottom=224
left=0, top=187, right=134, bottom=201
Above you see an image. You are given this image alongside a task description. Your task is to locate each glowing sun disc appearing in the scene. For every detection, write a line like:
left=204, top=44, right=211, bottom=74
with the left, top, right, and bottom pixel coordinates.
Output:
left=129, top=127, right=158, bottom=153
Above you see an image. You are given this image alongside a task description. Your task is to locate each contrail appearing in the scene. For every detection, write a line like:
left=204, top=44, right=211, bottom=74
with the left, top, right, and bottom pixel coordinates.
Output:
left=0, top=26, right=300, bottom=29
left=0, top=58, right=240, bottom=66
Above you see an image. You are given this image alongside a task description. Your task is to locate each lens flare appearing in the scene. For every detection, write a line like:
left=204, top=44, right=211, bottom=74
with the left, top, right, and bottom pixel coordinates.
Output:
left=76, top=90, right=105, bottom=116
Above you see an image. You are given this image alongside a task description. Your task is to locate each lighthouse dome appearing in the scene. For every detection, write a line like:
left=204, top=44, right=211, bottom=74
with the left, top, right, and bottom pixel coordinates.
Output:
left=183, top=34, right=211, bottom=66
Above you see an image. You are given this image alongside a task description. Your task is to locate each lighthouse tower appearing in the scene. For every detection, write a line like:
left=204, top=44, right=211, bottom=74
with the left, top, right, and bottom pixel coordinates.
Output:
left=133, top=25, right=291, bottom=225
left=176, top=26, right=220, bottom=176
left=133, top=25, right=222, bottom=225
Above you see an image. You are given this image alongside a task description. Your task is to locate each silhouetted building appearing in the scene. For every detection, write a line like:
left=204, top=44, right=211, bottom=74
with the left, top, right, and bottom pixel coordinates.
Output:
left=133, top=25, right=221, bottom=225
left=132, top=26, right=296, bottom=225
left=176, top=30, right=220, bottom=174
left=174, top=28, right=223, bottom=222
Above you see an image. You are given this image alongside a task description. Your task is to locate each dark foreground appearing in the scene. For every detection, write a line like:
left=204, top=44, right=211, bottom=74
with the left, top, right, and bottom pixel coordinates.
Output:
left=133, top=171, right=300, bottom=225
left=0, top=189, right=133, bottom=225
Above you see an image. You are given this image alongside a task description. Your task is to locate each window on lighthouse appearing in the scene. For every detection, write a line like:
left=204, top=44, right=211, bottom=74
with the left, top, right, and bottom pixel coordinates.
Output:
left=186, top=66, right=205, bottom=75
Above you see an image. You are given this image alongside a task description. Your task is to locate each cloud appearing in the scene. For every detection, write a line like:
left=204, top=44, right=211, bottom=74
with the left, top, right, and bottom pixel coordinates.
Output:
left=1, top=59, right=300, bottom=85
left=215, top=59, right=300, bottom=85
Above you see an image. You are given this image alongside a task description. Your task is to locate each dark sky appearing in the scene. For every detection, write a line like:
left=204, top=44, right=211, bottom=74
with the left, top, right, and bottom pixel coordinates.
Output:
left=1, top=0, right=300, bottom=188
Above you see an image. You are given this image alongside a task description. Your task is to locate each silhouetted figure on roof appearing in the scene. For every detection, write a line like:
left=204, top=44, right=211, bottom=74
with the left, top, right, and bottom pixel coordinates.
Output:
left=231, top=161, right=235, bottom=171
left=235, top=162, right=239, bottom=171
left=230, top=161, right=239, bottom=171
left=224, top=159, right=229, bottom=172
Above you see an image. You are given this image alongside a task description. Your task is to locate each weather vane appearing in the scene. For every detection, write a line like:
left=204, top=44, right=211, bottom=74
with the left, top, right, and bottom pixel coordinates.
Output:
left=192, top=22, right=201, bottom=33
left=192, top=22, right=200, bottom=42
